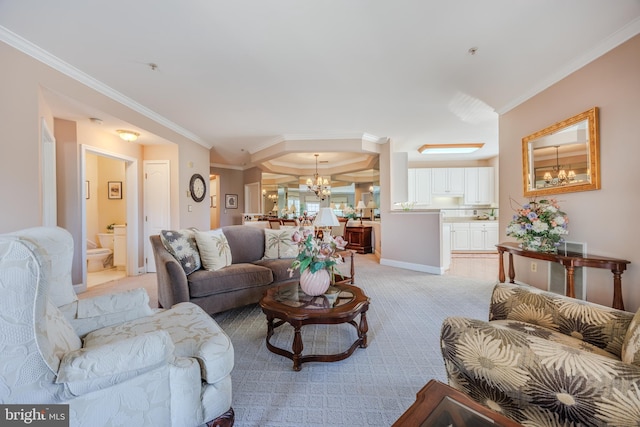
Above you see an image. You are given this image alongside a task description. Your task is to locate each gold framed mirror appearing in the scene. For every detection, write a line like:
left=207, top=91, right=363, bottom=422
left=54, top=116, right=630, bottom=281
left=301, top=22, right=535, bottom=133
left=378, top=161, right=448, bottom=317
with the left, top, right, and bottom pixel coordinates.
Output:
left=522, top=107, right=600, bottom=197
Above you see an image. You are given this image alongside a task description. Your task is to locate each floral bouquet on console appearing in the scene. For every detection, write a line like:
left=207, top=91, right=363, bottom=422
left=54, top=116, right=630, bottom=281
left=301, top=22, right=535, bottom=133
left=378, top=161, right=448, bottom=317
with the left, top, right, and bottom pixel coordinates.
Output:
left=506, top=198, right=569, bottom=253
left=288, top=229, right=348, bottom=295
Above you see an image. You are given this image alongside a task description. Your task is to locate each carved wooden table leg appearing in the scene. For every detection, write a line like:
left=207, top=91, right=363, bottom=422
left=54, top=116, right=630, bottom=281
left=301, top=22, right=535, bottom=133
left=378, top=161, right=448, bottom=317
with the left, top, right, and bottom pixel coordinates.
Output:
left=292, top=324, right=303, bottom=371
left=359, top=312, right=369, bottom=348
left=565, top=264, right=575, bottom=299
left=508, top=253, right=515, bottom=283
left=612, top=269, right=625, bottom=311
left=498, top=249, right=505, bottom=283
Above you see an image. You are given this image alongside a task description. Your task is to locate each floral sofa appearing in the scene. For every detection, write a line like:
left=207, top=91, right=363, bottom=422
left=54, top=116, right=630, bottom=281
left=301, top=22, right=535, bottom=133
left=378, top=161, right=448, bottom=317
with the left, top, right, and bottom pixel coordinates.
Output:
left=441, top=282, right=640, bottom=427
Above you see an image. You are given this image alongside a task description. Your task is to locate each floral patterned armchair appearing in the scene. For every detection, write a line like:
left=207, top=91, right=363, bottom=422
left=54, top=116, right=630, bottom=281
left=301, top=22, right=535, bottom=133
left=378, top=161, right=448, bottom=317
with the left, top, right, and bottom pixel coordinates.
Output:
left=0, top=227, right=234, bottom=427
left=441, top=282, right=640, bottom=427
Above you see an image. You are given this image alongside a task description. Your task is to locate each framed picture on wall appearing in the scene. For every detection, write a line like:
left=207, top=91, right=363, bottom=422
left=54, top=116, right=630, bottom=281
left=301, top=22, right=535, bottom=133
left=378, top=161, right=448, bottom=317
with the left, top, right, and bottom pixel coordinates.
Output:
left=225, top=194, right=238, bottom=209
left=108, top=181, right=122, bottom=199
left=211, top=195, right=217, bottom=208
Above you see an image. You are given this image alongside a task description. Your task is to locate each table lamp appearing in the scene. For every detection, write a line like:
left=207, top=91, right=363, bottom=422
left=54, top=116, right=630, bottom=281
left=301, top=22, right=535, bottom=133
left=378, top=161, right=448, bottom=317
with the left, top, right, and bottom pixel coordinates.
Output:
left=314, top=207, right=340, bottom=240
left=356, top=201, right=367, bottom=225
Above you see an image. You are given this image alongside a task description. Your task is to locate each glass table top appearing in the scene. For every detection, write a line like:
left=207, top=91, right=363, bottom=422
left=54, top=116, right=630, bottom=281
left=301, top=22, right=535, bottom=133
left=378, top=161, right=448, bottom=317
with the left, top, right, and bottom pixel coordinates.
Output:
left=273, top=283, right=355, bottom=310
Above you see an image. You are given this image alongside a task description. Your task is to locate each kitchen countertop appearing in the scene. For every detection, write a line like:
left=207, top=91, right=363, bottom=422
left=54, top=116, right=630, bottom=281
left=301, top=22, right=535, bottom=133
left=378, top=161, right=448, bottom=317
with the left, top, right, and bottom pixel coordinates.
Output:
left=443, top=217, right=498, bottom=223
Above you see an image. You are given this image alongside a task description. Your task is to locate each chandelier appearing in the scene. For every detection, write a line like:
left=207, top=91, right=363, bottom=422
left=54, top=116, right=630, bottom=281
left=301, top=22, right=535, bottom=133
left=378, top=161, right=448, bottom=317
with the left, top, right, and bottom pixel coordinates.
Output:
left=306, top=154, right=331, bottom=200
left=543, top=146, right=575, bottom=186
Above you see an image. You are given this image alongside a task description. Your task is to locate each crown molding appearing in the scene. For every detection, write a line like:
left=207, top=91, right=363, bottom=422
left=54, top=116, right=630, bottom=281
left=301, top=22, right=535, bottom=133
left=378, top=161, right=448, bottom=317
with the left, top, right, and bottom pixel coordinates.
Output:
left=0, top=25, right=209, bottom=148
left=497, top=17, right=640, bottom=114
left=247, top=133, right=385, bottom=155
left=210, top=162, right=246, bottom=171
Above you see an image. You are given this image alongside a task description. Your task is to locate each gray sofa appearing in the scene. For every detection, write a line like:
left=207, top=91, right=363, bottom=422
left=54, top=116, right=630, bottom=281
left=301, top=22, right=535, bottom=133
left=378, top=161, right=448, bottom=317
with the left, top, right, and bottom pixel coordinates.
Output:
left=150, top=225, right=303, bottom=314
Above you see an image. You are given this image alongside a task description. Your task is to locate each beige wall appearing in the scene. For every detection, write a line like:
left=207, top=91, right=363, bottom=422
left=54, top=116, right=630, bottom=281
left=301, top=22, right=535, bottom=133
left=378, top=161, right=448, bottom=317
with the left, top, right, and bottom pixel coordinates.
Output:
left=0, top=41, right=211, bottom=285
left=499, top=34, right=640, bottom=311
left=211, top=166, right=245, bottom=226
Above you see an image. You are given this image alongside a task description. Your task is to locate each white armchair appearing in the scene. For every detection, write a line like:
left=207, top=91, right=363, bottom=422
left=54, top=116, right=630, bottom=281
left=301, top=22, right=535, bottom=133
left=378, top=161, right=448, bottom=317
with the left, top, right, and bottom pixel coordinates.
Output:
left=0, top=227, right=234, bottom=427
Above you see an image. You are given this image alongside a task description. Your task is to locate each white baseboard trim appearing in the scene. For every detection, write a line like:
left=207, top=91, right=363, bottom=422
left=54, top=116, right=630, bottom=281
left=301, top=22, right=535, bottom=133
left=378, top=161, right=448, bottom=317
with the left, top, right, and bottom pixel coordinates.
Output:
left=379, top=258, right=444, bottom=275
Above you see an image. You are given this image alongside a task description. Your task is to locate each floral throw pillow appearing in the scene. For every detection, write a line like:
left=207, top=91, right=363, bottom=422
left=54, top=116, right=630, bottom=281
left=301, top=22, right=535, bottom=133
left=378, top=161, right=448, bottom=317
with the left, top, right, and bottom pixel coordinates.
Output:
left=263, top=228, right=298, bottom=259
left=194, top=229, right=232, bottom=271
left=160, top=229, right=201, bottom=275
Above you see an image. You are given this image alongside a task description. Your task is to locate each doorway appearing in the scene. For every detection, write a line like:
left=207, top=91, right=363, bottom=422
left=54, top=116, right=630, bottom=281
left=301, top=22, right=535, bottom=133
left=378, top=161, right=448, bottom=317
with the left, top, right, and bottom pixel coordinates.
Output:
left=78, top=145, right=139, bottom=293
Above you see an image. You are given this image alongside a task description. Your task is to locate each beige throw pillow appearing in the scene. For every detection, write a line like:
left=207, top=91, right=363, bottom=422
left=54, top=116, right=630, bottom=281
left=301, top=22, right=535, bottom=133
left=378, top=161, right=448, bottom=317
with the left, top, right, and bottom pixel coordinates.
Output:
left=194, top=229, right=233, bottom=271
left=264, top=228, right=298, bottom=259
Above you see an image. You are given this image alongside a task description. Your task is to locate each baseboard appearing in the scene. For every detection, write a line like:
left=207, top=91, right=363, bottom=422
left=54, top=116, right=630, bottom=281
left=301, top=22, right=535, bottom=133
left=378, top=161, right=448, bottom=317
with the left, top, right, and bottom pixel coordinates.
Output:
left=379, top=258, right=444, bottom=275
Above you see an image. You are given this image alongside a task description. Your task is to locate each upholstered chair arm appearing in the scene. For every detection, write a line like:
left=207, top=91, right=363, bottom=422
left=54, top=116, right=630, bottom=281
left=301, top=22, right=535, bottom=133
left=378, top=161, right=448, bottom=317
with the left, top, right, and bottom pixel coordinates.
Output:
left=489, top=282, right=633, bottom=357
left=150, top=235, right=190, bottom=308
left=441, top=316, right=640, bottom=425
left=59, top=288, right=155, bottom=337
left=56, top=330, right=174, bottom=395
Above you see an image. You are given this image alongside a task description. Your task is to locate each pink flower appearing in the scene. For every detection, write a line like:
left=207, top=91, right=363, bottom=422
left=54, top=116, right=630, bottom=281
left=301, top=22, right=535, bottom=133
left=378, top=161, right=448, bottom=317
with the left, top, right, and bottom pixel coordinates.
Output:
left=291, top=231, right=302, bottom=243
left=333, top=236, right=347, bottom=249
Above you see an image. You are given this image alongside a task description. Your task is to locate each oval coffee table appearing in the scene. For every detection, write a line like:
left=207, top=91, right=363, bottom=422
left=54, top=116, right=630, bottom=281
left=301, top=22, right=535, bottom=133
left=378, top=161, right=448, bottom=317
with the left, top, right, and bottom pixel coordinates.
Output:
left=259, top=282, right=370, bottom=371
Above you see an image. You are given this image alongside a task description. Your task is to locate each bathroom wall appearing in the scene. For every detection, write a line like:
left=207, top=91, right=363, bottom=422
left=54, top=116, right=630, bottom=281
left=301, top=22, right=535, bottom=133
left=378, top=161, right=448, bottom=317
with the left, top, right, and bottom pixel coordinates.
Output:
left=85, top=152, right=126, bottom=245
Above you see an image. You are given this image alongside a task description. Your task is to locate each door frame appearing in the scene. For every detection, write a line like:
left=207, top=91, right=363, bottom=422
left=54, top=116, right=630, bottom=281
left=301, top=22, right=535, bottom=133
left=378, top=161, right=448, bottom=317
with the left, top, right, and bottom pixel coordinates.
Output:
left=143, top=160, right=171, bottom=273
left=77, top=145, right=139, bottom=292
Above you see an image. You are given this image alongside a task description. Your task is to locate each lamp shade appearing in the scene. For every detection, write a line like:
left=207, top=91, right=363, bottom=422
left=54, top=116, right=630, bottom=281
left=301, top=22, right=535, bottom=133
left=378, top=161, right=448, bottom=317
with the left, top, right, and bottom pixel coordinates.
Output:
left=356, top=201, right=367, bottom=210
left=313, top=207, right=340, bottom=227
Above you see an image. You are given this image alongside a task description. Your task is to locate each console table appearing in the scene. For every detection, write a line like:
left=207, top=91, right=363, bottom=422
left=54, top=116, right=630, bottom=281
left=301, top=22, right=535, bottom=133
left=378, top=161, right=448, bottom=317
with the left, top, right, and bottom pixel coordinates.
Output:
left=496, top=242, right=631, bottom=310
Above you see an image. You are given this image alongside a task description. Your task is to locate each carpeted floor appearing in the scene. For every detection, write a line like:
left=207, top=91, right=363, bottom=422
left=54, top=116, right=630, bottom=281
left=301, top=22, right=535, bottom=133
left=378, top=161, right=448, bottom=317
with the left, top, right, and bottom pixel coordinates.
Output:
left=212, top=254, right=497, bottom=427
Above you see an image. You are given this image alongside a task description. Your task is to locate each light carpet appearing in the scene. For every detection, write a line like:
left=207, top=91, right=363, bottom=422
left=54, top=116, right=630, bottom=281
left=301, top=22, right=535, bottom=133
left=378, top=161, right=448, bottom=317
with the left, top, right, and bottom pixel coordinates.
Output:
left=212, top=254, right=497, bottom=427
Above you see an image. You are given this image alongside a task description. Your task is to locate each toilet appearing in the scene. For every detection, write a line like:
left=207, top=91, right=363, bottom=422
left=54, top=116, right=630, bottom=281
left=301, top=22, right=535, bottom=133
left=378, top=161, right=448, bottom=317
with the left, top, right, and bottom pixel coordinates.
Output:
left=87, top=233, right=114, bottom=272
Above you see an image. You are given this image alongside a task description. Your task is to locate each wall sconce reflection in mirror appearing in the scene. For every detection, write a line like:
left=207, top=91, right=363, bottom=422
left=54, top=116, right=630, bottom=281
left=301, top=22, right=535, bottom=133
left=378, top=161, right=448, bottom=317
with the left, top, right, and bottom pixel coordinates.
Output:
left=522, top=107, right=600, bottom=197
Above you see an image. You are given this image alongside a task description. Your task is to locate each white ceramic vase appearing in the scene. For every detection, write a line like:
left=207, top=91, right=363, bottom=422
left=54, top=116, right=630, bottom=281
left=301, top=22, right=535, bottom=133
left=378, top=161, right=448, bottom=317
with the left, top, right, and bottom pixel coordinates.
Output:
left=299, top=268, right=331, bottom=296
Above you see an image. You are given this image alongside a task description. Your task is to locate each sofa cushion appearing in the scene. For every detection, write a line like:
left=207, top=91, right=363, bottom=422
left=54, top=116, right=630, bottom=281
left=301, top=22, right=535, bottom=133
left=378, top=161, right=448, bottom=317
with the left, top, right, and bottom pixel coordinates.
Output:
left=187, top=263, right=273, bottom=298
left=160, top=229, right=201, bottom=275
left=221, top=226, right=266, bottom=263
left=194, top=229, right=232, bottom=271
left=263, top=229, right=298, bottom=259
left=622, top=309, right=640, bottom=365
left=254, top=258, right=300, bottom=283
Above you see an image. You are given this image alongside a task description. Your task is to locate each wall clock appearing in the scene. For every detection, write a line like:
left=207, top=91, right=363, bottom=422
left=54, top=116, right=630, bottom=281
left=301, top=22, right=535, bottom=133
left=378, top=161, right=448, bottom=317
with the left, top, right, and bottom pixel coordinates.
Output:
left=189, top=173, right=206, bottom=202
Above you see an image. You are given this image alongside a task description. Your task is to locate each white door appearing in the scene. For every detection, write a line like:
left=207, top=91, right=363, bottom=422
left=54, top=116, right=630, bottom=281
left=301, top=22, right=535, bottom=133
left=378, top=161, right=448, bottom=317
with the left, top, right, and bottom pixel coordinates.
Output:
left=244, top=182, right=261, bottom=213
left=144, top=161, right=171, bottom=273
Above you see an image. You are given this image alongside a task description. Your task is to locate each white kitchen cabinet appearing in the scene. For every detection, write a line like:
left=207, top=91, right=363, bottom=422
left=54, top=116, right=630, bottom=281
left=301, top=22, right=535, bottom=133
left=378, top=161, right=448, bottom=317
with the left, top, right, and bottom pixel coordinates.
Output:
left=432, top=168, right=465, bottom=196
left=464, top=167, right=495, bottom=205
left=451, top=223, right=471, bottom=250
left=469, top=222, right=499, bottom=251
left=408, top=168, right=432, bottom=205
left=450, top=222, right=498, bottom=252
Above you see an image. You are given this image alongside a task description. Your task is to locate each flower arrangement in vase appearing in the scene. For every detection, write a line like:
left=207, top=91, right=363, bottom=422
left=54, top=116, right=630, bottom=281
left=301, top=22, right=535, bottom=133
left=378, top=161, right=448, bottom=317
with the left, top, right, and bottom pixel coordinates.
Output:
left=506, top=198, right=569, bottom=253
left=288, top=229, right=348, bottom=295
left=342, top=205, right=357, bottom=219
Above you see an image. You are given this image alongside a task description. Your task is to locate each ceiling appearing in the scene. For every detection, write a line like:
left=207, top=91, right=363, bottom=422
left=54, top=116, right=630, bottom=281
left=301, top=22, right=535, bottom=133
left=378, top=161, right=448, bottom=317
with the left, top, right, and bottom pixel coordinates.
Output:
left=1, top=1, right=639, bottom=175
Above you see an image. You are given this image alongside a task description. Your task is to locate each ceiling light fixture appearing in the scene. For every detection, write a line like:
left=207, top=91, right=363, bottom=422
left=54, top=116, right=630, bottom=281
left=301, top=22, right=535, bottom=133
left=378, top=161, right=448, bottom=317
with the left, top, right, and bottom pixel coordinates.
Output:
left=117, top=130, right=140, bottom=142
left=306, top=154, right=331, bottom=201
left=418, top=143, right=484, bottom=154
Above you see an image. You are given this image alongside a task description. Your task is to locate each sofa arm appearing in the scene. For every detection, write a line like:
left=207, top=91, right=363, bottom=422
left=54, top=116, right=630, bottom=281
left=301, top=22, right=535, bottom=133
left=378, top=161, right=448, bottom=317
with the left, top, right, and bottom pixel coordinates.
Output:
left=57, top=331, right=173, bottom=395
left=150, top=235, right=190, bottom=308
left=60, top=288, right=154, bottom=337
left=441, top=316, right=640, bottom=426
left=489, top=282, right=633, bottom=357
